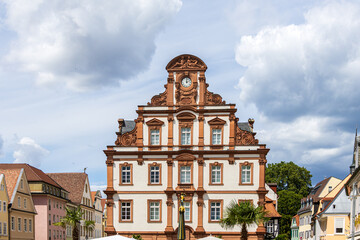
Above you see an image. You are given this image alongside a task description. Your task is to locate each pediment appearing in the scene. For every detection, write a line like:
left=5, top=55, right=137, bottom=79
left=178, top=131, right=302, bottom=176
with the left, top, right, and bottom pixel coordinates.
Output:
left=145, top=118, right=164, bottom=126
left=176, top=153, right=196, bottom=161
left=208, top=117, right=226, bottom=125
left=166, top=54, right=207, bottom=71
left=176, top=112, right=196, bottom=121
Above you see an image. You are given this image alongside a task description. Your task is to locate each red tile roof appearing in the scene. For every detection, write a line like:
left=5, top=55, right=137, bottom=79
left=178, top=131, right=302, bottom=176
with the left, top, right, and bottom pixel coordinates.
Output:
left=101, top=199, right=106, bottom=212
left=47, top=173, right=87, bottom=205
left=264, top=197, right=281, bottom=218
left=0, top=163, right=62, bottom=188
left=91, top=191, right=97, bottom=203
left=0, top=168, right=22, bottom=201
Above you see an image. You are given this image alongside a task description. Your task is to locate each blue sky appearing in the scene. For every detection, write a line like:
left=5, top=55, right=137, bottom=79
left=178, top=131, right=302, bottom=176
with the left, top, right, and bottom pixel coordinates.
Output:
left=0, top=0, right=359, bottom=191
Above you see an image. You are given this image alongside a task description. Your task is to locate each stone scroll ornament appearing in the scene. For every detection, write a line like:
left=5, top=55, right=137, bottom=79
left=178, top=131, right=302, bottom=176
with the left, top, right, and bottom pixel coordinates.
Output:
left=235, top=127, right=258, bottom=145
left=147, top=85, right=168, bottom=106
left=115, top=127, right=137, bottom=146
left=205, top=87, right=226, bottom=105
left=167, top=55, right=206, bottom=70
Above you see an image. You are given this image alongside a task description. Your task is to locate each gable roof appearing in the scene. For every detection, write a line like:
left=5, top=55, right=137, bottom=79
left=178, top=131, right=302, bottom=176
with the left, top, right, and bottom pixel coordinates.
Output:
left=317, top=174, right=351, bottom=216
left=101, top=199, right=106, bottom=212
left=264, top=197, right=281, bottom=218
left=0, top=168, right=22, bottom=202
left=0, top=163, right=62, bottom=189
left=47, top=172, right=88, bottom=204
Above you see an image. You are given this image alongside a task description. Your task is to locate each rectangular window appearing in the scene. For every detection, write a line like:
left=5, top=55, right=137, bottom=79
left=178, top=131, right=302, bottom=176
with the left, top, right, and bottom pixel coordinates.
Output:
left=266, top=220, right=274, bottom=233
left=24, top=198, right=27, bottom=209
left=180, top=166, right=191, bottom=183
left=18, top=218, right=21, bottom=231
left=11, top=217, right=14, bottom=231
left=240, top=163, right=253, bottom=184
left=181, top=128, right=191, bottom=145
left=24, top=219, right=27, bottom=232
left=212, top=128, right=222, bottom=145
left=49, top=199, right=51, bottom=210
left=210, top=164, right=222, bottom=184
left=18, top=197, right=21, bottom=207
left=209, top=200, right=222, bottom=222
left=150, top=129, right=160, bottom=145
left=120, top=200, right=132, bottom=222
left=148, top=201, right=161, bottom=222
left=29, top=219, right=32, bottom=232
left=0, top=222, right=2, bottom=234
left=335, top=218, right=344, bottom=234
left=49, top=214, right=51, bottom=225
left=184, top=202, right=191, bottom=222
left=3, top=223, right=6, bottom=235
left=3, top=201, right=6, bottom=212
left=120, top=164, right=132, bottom=184
left=149, top=165, right=160, bottom=184
left=49, top=230, right=51, bottom=240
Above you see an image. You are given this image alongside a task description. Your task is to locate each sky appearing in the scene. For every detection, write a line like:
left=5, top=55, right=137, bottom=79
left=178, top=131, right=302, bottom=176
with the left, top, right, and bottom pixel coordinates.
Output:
left=0, top=0, right=360, bottom=192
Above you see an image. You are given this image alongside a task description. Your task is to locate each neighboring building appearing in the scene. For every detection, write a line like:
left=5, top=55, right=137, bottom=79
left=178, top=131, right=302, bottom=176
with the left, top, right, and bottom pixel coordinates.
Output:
left=315, top=174, right=351, bottom=240
left=345, top=133, right=360, bottom=240
left=48, top=172, right=95, bottom=240
left=104, top=54, right=277, bottom=239
left=291, top=215, right=300, bottom=240
left=101, top=199, right=107, bottom=237
left=91, top=191, right=103, bottom=238
left=0, top=174, right=9, bottom=240
left=0, top=163, right=69, bottom=240
left=297, top=177, right=341, bottom=240
left=0, top=168, right=36, bottom=240
left=264, top=183, right=281, bottom=239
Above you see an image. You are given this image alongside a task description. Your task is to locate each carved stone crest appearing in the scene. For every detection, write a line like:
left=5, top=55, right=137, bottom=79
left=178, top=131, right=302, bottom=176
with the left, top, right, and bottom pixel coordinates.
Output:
left=175, top=82, right=198, bottom=105
left=115, top=126, right=137, bottom=146
left=235, top=127, right=258, bottom=145
left=166, top=55, right=207, bottom=70
left=148, top=85, right=168, bottom=106
left=205, top=88, right=226, bottom=105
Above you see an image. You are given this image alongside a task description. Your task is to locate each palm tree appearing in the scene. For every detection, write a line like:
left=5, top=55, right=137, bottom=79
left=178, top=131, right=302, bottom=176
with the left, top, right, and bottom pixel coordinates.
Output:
left=84, top=219, right=95, bottom=240
left=54, top=206, right=94, bottom=240
left=220, top=200, right=268, bottom=240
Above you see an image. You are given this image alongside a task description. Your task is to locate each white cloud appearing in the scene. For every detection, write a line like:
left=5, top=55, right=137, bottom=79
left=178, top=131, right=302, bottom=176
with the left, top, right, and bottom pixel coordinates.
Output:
left=1, top=0, right=182, bottom=91
left=13, top=137, right=49, bottom=167
left=0, top=135, right=3, bottom=157
left=235, top=1, right=360, bottom=122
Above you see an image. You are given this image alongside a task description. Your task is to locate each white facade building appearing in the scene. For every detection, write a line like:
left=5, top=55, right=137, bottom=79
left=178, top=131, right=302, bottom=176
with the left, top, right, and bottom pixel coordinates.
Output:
left=104, top=54, right=275, bottom=240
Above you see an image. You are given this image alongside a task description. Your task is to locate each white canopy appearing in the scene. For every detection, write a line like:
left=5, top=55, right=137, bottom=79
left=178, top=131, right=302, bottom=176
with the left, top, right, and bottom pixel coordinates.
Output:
left=94, top=235, right=135, bottom=240
left=198, top=236, right=223, bottom=240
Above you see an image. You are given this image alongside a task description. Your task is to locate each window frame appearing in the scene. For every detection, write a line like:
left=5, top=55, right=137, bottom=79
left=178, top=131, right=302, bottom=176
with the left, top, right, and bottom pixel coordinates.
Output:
left=119, top=162, right=133, bottom=185
left=208, top=117, right=226, bottom=147
left=119, top=200, right=133, bottom=223
left=334, top=217, right=345, bottom=234
left=18, top=217, right=21, bottom=232
left=239, top=162, right=254, bottom=185
left=11, top=217, right=14, bottom=231
left=208, top=199, right=223, bottom=223
left=146, top=118, right=164, bottom=149
left=147, top=199, right=162, bottom=223
left=177, top=112, right=196, bottom=146
left=148, top=162, right=162, bottom=185
left=209, top=162, right=223, bottom=185
left=178, top=162, right=193, bottom=185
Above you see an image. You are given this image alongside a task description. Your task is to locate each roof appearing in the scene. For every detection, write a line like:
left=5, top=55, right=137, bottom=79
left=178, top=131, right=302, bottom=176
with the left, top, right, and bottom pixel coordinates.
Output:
left=101, top=199, right=106, bottom=211
left=306, top=177, right=332, bottom=202
left=0, top=163, right=62, bottom=189
left=91, top=191, right=96, bottom=203
left=47, top=173, right=87, bottom=204
left=237, top=122, right=251, bottom=132
left=317, top=174, right=351, bottom=216
left=264, top=197, right=281, bottom=218
left=293, top=215, right=300, bottom=226
left=121, top=120, right=136, bottom=134
left=0, top=168, right=22, bottom=201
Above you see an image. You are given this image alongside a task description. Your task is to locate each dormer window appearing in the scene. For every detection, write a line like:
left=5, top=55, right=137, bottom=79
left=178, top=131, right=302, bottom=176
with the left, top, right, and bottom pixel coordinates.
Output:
left=328, top=186, right=332, bottom=192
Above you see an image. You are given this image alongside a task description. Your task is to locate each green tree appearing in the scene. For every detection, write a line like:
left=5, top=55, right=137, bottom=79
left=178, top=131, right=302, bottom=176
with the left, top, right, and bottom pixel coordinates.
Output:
left=54, top=206, right=94, bottom=240
left=84, top=219, right=95, bottom=240
left=266, top=161, right=312, bottom=238
left=266, top=161, right=312, bottom=197
left=220, top=200, right=269, bottom=240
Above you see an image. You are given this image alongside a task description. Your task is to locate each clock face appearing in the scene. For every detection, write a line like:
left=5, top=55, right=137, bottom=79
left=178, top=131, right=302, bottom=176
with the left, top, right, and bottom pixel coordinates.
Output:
left=181, top=77, right=192, bottom=87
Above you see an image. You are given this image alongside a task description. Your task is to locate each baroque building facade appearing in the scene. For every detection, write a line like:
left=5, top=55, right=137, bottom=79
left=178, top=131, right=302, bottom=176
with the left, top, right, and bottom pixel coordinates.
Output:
left=104, top=54, right=271, bottom=240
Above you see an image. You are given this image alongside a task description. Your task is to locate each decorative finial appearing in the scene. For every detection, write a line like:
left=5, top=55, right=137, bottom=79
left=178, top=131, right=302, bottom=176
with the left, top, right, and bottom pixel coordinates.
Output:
left=248, top=118, right=255, bottom=132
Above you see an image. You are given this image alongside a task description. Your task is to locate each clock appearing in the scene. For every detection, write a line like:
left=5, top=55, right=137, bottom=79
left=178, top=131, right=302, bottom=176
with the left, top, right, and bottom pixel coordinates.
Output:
left=181, top=77, right=192, bottom=87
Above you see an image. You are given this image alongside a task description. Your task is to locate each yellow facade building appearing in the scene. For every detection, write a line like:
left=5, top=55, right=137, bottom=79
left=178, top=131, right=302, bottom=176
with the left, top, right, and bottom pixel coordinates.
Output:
left=316, top=174, right=351, bottom=240
left=0, top=174, right=9, bottom=240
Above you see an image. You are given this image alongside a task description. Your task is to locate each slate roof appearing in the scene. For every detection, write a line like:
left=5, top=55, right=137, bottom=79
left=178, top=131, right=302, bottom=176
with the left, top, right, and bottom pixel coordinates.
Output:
left=47, top=172, right=87, bottom=205
left=121, top=120, right=136, bottom=134
left=237, top=122, right=251, bottom=132
left=0, top=163, right=62, bottom=189
left=0, top=168, right=22, bottom=201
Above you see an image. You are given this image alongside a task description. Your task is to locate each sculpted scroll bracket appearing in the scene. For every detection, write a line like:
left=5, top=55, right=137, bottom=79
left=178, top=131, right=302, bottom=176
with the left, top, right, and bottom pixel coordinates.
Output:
left=235, top=126, right=258, bottom=146
left=205, top=88, right=226, bottom=105
left=115, top=126, right=137, bottom=146
left=147, top=84, right=168, bottom=106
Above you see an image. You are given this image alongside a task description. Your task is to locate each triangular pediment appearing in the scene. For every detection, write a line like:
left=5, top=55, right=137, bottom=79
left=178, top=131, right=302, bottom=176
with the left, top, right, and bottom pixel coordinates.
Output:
left=145, top=118, right=164, bottom=126
left=208, top=117, right=226, bottom=125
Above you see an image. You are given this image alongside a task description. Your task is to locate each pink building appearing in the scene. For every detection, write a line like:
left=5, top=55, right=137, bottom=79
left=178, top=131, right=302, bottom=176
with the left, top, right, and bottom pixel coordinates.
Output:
left=0, top=164, right=69, bottom=240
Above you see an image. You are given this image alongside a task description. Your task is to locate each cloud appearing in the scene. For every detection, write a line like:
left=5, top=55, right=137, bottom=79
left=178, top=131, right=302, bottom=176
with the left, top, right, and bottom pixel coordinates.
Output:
left=235, top=1, right=360, bottom=123
left=1, top=0, right=182, bottom=91
left=13, top=137, right=49, bottom=167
